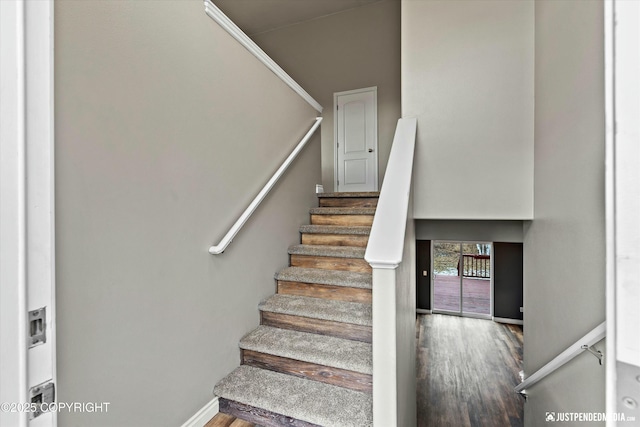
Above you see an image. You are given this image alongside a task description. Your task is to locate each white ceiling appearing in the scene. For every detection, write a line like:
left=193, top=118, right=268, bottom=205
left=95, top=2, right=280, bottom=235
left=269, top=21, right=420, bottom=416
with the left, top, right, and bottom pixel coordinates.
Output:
left=214, top=0, right=385, bottom=36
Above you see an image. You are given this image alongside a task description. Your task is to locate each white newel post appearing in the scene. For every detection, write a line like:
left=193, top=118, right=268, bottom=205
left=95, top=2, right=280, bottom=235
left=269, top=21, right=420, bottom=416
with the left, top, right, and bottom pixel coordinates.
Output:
left=372, top=267, right=399, bottom=426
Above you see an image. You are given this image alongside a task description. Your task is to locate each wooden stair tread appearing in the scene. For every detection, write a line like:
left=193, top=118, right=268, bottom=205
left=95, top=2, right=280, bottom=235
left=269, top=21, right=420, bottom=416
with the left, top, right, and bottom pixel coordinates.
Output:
left=240, top=326, right=372, bottom=375
left=275, top=267, right=371, bottom=289
left=317, top=192, right=379, bottom=198
left=214, top=366, right=372, bottom=427
left=259, top=295, right=371, bottom=327
left=309, top=207, right=376, bottom=215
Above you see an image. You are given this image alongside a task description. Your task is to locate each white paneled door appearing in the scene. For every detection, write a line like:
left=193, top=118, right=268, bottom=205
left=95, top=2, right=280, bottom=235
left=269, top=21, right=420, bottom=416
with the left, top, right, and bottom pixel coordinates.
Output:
left=334, top=87, right=378, bottom=192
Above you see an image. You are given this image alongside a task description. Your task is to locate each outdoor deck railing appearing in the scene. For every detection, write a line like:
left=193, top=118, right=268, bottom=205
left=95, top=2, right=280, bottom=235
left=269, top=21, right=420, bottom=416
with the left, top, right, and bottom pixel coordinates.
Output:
left=459, top=254, right=490, bottom=279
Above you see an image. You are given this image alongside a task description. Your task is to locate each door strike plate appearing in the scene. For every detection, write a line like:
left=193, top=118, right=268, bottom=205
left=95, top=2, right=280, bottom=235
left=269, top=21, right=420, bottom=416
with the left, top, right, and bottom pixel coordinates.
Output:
left=29, top=381, right=55, bottom=419
left=29, top=307, right=46, bottom=347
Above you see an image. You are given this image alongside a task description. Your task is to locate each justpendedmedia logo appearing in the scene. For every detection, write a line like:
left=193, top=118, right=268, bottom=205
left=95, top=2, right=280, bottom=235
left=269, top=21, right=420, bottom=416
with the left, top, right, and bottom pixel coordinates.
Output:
left=544, top=412, right=634, bottom=422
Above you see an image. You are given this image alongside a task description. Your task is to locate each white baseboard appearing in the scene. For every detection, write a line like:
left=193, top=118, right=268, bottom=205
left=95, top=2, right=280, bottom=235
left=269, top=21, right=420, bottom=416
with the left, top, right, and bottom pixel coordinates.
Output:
left=493, top=317, right=524, bottom=325
left=416, top=309, right=432, bottom=314
left=180, top=397, right=219, bottom=427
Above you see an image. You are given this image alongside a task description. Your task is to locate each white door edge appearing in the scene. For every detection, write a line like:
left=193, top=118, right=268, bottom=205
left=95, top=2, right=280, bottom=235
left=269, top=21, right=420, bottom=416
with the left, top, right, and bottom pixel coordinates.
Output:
left=333, top=86, right=378, bottom=192
left=605, top=0, right=640, bottom=424
left=1, top=1, right=56, bottom=426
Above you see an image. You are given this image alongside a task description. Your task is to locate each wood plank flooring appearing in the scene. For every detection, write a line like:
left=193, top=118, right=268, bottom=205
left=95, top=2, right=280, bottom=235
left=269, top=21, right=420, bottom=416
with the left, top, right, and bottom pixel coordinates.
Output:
left=417, top=314, right=524, bottom=427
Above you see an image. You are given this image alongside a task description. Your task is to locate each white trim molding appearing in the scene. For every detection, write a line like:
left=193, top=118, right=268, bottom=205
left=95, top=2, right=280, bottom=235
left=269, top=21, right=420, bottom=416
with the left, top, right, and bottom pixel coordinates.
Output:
left=605, top=0, right=640, bottom=423
left=0, top=2, right=29, bottom=425
left=203, top=0, right=322, bottom=113
left=1, top=1, right=56, bottom=426
left=180, top=397, right=219, bottom=427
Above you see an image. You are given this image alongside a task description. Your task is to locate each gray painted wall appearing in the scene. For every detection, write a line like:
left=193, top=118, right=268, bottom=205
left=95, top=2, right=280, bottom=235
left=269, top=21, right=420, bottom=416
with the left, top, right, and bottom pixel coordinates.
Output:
left=396, top=195, right=417, bottom=426
left=252, top=0, right=401, bottom=192
left=416, top=220, right=524, bottom=243
left=523, top=1, right=606, bottom=425
left=55, top=1, right=320, bottom=425
left=402, top=0, right=534, bottom=220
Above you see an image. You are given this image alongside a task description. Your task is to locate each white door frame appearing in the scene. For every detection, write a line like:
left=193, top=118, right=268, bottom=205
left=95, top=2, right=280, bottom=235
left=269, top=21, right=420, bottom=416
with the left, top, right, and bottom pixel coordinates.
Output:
left=605, top=1, right=640, bottom=424
left=333, top=86, right=379, bottom=192
left=1, top=1, right=56, bottom=426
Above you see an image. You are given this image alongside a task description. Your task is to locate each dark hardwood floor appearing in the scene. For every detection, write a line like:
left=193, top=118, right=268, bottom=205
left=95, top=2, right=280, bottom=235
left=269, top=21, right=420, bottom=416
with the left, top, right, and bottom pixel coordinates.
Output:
left=417, top=314, right=524, bottom=427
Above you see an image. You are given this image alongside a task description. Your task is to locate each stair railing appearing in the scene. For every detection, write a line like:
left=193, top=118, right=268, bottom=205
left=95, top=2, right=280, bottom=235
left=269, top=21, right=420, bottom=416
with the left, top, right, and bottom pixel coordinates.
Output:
left=515, top=321, right=606, bottom=396
left=204, top=0, right=322, bottom=113
left=365, top=118, right=417, bottom=426
left=209, top=117, right=322, bottom=255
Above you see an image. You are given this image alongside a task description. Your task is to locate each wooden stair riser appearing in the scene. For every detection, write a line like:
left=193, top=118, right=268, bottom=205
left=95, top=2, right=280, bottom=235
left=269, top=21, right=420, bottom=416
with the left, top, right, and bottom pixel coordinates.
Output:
left=301, top=233, right=369, bottom=247
left=318, top=198, right=379, bottom=208
left=219, top=399, right=319, bottom=427
left=206, top=413, right=254, bottom=427
left=261, top=311, right=372, bottom=343
left=290, top=254, right=372, bottom=273
left=310, top=214, right=373, bottom=227
left=241, top=350, right=372, bottom=393
left=277, top=280, right=372, bottom=304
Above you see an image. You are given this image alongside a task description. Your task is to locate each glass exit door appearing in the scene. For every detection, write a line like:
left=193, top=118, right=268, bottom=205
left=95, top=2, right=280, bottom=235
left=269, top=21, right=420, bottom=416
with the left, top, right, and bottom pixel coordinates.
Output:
left=432, top=241, right=492, bottom=318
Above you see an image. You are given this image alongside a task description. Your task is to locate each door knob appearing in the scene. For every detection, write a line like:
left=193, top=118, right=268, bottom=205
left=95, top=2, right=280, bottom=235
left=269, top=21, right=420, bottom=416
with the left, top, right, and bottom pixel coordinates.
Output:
left=368, top=148, right=374, bottom=153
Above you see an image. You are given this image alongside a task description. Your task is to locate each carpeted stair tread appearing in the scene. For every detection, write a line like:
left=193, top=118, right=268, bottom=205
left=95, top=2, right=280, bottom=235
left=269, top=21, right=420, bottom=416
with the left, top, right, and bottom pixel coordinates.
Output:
left=310, top=207, right=376, bottom=215
left=317, top=192, right=380, bottom=198
left=288, top=244, right=365, bottom=259
left=240, top=326, right=372, bottom=374
left=214, top=366, right=372, bottom=427
left=275, top=267, right=372, bottom=289
left=259, top=295, right=372, bottom=326
left=299, top=225, right=371, bottom=236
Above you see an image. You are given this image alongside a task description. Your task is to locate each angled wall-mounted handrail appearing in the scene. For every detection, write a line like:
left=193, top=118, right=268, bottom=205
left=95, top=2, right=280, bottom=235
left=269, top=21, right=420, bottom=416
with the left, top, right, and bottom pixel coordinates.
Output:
left=204, top=0, right=323, bottom=113
left=515, top=321, right=606, bottom=395
left=209, top=117, right=322, bottom=255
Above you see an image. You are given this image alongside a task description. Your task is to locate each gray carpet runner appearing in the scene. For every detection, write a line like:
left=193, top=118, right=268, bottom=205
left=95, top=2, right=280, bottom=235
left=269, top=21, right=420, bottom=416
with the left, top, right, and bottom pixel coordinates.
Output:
left=299, top=224, right=371, bottom=235
left=240, top=325, right=372, bottom=374
left=259, top=294, right=372, bottom=326
left=214, top=366, right=372, bottom=427
left=275, top=267, right=372, bottom=289
left=214, top=192, right=378, bottom=425
left=288, top=244, right=366, bottom=259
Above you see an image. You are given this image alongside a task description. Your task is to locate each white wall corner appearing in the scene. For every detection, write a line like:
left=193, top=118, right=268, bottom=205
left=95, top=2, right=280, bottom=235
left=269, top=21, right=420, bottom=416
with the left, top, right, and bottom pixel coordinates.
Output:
left=180, top=397, right=219, bottom=427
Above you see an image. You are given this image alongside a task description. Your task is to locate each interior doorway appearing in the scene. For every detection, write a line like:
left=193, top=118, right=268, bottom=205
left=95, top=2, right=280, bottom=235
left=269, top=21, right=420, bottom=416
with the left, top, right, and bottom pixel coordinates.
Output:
left=431, top=241, right=492, bottom=318
left=333, top=87, right=378, bottom=192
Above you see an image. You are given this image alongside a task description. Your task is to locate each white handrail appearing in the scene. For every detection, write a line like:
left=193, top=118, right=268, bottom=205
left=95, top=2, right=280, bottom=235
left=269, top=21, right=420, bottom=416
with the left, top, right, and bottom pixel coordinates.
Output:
left=515, top=321, right=606, bottom=394
left=203, top=0, right=323, bottom=113
left=209, top=117, right=322, bottom=255
left=365, top=118, right=417, bottom=269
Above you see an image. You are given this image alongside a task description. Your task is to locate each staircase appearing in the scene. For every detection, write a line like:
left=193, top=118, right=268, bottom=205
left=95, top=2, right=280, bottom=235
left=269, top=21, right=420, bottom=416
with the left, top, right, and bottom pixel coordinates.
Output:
left=213, top=192, right=379, bottom=427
